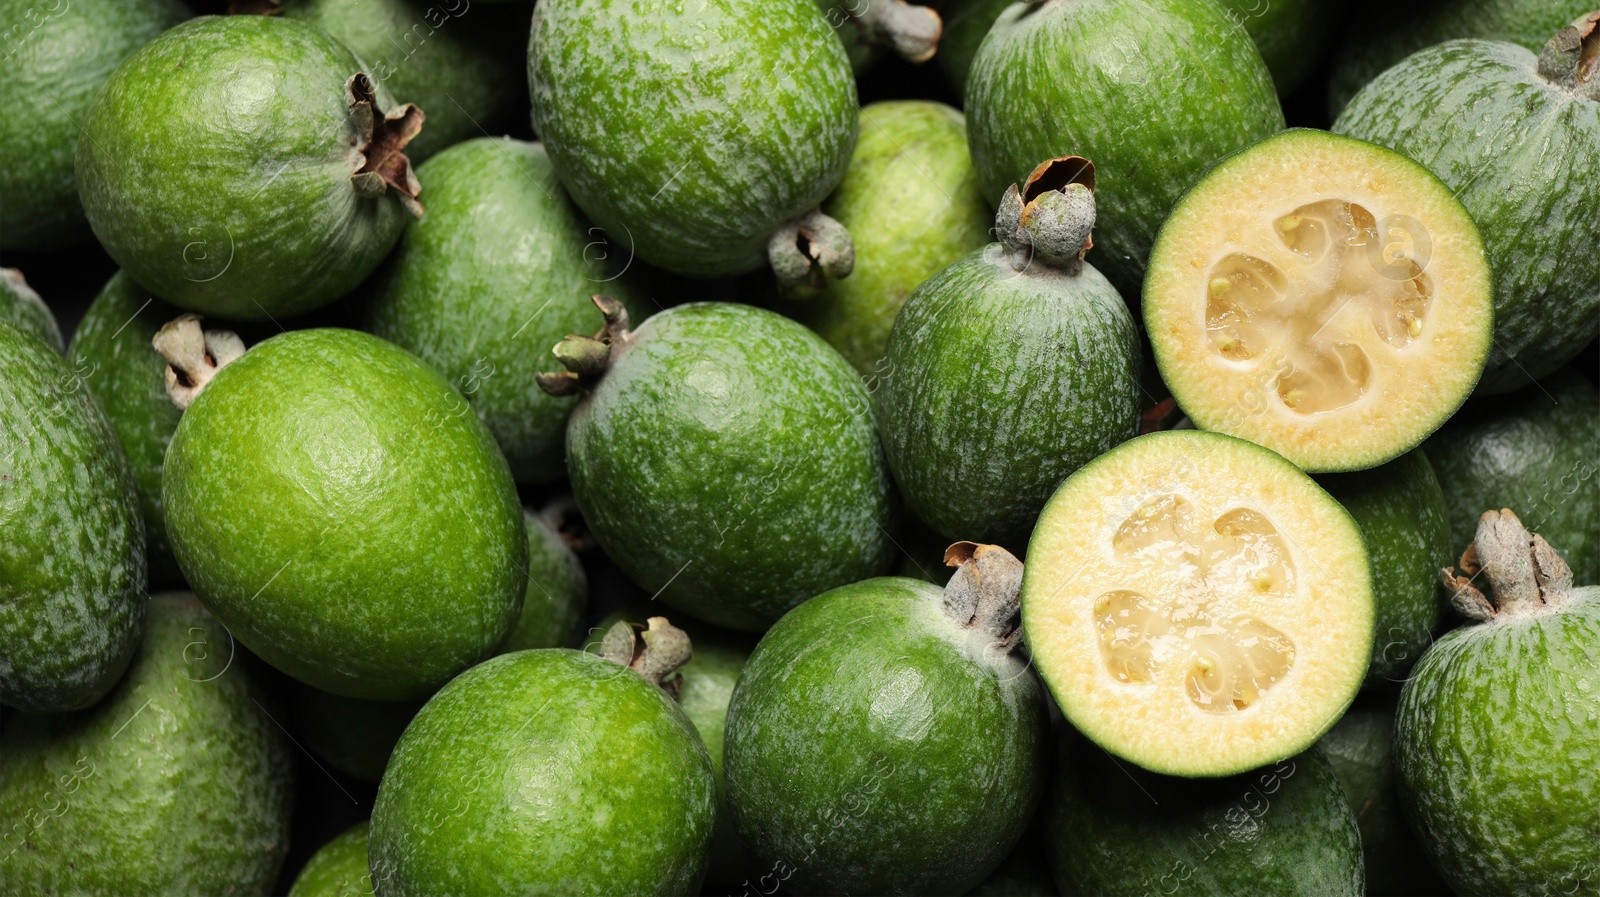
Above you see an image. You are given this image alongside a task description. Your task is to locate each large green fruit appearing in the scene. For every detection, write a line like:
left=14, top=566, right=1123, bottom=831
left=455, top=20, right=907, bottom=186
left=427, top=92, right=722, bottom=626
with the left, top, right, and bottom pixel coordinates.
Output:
left=1046, top=735, right=1363, bottom=896
left=876, top=158, right=1140, bottom=546
left=0, top=593, right=294, bottom=895
left=362, top=137, right=653, bottom=484
left=163, top=327, right=527, bottom=700
left=370, top=644, right=716, bottom=895
left=528, top=0, right=859, bottom=281
left=1334, top=20, right=1600, bottom=393
left=780, top=100, right=991, bottom=376
left=725, top=546, right=1050, bottom=895
left=965, top=0, right=1283, bottom=293
left=77, top=15, right=423, bottom=320
left=0, top=269, right=62, bottom=352
left=1399, top=510, right=1600, bottom=895
left=1424, top=370, right=1599, bottom=583
left=289, top=822, right=374, bottom=897
left=0, top=0, right=188, bottom=250
left=0, top=320, right=145, bottom=713
left=549, top=300, right=898, bottom=631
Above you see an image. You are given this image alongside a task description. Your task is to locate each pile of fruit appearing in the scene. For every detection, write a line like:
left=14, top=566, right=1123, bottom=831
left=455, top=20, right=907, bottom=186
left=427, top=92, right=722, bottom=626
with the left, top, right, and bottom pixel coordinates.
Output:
left=2, top=0, right=1597, bottom=894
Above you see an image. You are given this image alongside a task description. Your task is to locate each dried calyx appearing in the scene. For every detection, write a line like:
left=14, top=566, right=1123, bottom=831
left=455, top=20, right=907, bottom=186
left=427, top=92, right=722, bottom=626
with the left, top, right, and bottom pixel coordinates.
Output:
left=1440, top=509, right=1574, bottom=622
left=997, top=156, right=1097, bottom=274
left=599, top=616, right=693, bottom=698
left=152, top=314, right=247, bottom=410
left=941, top=542, right=1026, bottom=651
left=850, top=0, right=943, bottom=64
left=347, top=74, right=425, bottom=218
left=1537, top=10, right=1600, bottom=100
left=536, top=295, right=633, bottom=397
left=768, top=208, right=855, bottom=290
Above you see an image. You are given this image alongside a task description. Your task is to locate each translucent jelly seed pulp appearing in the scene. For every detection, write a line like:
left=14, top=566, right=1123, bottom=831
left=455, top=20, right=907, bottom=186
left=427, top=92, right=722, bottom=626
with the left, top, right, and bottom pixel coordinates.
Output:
left=1094, top=495, right=1297, bottom=714
left=1204, top=200, right=1434, bottom=416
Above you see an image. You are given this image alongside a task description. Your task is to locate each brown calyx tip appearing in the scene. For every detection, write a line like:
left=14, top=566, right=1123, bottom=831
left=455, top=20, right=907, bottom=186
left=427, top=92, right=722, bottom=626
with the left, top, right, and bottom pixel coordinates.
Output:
left=229, top=0, right=283, bottom=13
left=151, top=314, right=246, bottom=410
left=599, top=616, right=692, bottom=697
left=941, top=542, right=1026, bottom=650
left=852, top=0, right=943, bottom=64
left=997, top=157, right=1097, bottom=273
left=1538, top=11, right=1600, bottom=95
left=347, top=74, right=425, bottom=218
left=769, top=209, right=855, bottom=289
left=1439, top=508, right=1573, bottom=622
left=536, top=295, right=632, bottom=397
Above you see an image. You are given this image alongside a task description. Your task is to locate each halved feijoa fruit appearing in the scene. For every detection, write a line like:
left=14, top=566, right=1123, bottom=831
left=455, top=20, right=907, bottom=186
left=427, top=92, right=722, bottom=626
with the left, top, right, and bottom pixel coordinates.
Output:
left=1145, top=129, right=1493, bottom=472
left=1021, top=430, right=1373, bottom=777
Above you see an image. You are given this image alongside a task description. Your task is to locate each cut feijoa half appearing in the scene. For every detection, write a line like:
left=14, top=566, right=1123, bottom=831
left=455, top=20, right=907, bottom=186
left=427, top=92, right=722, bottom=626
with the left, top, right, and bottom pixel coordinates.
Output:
left=1144, top=129, right=1493, bottom=473
left=1021, top=430, right=1374, bottom=777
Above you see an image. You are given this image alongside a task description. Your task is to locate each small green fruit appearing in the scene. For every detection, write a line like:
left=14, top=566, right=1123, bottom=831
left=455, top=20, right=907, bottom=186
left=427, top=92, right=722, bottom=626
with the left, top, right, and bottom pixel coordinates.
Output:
left=289, top=683, right=422, bottom=785
left=0, top=269, right=62, bottom=353
left=499, top=507, right=590, bottom=653
left=289, top=821, right=375, bottom=897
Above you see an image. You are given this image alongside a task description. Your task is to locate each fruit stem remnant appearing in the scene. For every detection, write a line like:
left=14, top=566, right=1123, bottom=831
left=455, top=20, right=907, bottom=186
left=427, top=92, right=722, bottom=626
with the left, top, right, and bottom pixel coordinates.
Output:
left=852, top=0, right=943, bottom=64
left=768, top=209, right=856, bottom=289
left=941, top=542, right=1026, bottom=651
left=536, top=295, right=633, bottom=397
left=599, top=616, right=693, bottom=698
left=997, top=156, right=1097, bottom=274
left=1440, top=509, right=1574, bottom=622
left=152, top=314, right=246, bottom=410
left=1537, top=11, right=1600, bottom=100
left=347, top=74, right=426, bottom=218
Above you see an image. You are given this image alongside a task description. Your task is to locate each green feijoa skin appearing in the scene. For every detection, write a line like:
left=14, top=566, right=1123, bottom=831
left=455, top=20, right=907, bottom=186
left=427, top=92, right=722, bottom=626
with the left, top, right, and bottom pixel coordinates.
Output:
left=369, top=638, right=717, bottom=895
left=1401, top=510, right=1600, bottom=896
left=0, top=269, right=63, bottom=352
left=528, top=0, right=860, bottom=283
left=362, top=137, right=654, bottom=484
left=161, top=326, right=527, bottom=700
left=1335, top=22, right=1600, bottom=393
left=815, top=0, right=942, bottom=73
left=1424, top=370, right=1599, bottom=584
left=0, top=593, right=295, bottom=894
left=76, top=15, right=423, bottom=321
left=1319, top=693, right=1452, bottom=897
left=877, top=158, right=1140, bottom=546
left=289, top=682, right=422, bottom=784
left=1327, top=0, right=1592, bottom=115
left=1223, top=0, right=1346, bottom=96
left=780, top=100, right=991, bottom=376
left=965, top=0, right=1283, bottom=294
left=724, top=546, right=1050, bottom=895
left=547, top=299, right=898, bottom=632
left=0, top=0, right=189, bottom=251
left=1047, top=735, right=1363, bottom=897
left=935, top=0, right=1011, bottom=94
left=289, top=822, right=374, bottom=897
left=499, top=508, right=589, bottom=653
left=0, top=320, right=145, bottom=714
left=1318, top=450, right=1453, bottom=688
left=277, top=0, right=529, bottom=162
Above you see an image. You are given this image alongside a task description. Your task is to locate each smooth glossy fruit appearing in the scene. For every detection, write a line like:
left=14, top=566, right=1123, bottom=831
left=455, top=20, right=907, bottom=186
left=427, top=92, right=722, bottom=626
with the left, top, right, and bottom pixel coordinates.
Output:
left=1145, top=129, right=1494, bottom=472
left=726, top=545, right=1050, bottom=895
left=0, top=269, right=62, bottom=352
left=877, top=157, right=1140, bottom=546
left=1022, top=430, right=1373, bottom=777
left=78, top=15, right=423, bottom=320
left=1335, top=17, right=1600, bottom=393
left=163, top=326, right=526, bottom=699
left=289, top=821, right=374, bottom=897
left=1402, top=510, right=1600, bottom=895
left=0, top=593, right=294, bottom=894
left=0, top=319, right=144, bottom=713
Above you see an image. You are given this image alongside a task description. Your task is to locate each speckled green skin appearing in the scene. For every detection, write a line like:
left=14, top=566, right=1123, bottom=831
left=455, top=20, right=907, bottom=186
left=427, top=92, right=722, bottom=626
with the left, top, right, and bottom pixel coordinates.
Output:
left=1424, top=371, right=1599, bottom=583
left=77, top=15, right=413, bottom=320
left=290, top=822, right=374, bottom=897
left=1327, top=0, right=1592, bottom=114
left=527, top=0, right=858, bottom=278
left=0, top=593, right=295, bottom=895
left=725, top=577, right=1049, bottom=895
left=1335, top=40, right=1600, bottom=393
left=1395, top=587, right=1600, bottom=896
left=501, top=509, right=589, bottom=652
left=1319, top=451, right=1453, bottom=688
left=1224, top=0, right=1345, bottom=96
left=1047, top=738, right=1364, bottom=897
left=280, top=0, right=528, bottom=162
left=1319, top=693, right=1451, bottom=896
left=163, top=328, right=527, bottom=700
left=0, top=270, right=62, bottom=352
left=781, top=101, right=991, bottom=376
left=370, top=649, right=716, bottom=895
left=363, top=138, right=653, bottom=484
left=877, top=247, right=1141, bottom=546
left=965, top=0, right=1283, bottom=294
left=0, top=321, right=145, bottom=714
left=567, top=303, right=898, bottom=631
left=0, top=0, right=188, bottom=250
left=290, top=683, right=421, bottom=784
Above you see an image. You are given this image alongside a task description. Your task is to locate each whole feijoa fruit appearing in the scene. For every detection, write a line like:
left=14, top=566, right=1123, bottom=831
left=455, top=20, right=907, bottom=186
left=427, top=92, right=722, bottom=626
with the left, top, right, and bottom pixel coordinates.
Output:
left=725, top=544, right=1050, bottom=895
left=1334, top=16, right=1600, bottom=393
left=289, top=821, right=374, bottom=897
left=965, top=0, right=1283, bottom=293
left=370, top=621, right=716, bottom=896
left=161, top=325, right=527, bottom=700
left=0, top=268, right=62, bottom=352
left=1403, top=510, right=1600, bottom=895
left=0, top=593, right=294, bottom=895
left=0, top=0, right=188, bottom=250
left=362, top=137, right=653, bottom=484
left=542, top=298, right=898, bottom=631
left=0, top=319, right=144, bottom=713
left=77, top=15, right=424, bottom=320
left=528, top=0, right=860, bottom=284
left=499, top=507, right=590, bottom=653
left=877, top=157, right=1140, bottom=546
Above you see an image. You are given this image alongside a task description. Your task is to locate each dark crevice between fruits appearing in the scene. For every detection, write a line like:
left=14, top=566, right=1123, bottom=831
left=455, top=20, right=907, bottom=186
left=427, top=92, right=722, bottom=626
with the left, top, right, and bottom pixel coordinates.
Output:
left=767, top=209, right=855, bottom=289
left=536, top=295, right=632, bottom=397
left=347, top=74, right=425, bottom=219
left=1537, top=11, right=1600, bottom=100
left=599, top=616, right=692, bottom=698
left=997, top=157, right=1096, bottom=275
left=151, top=314, right=246, bottom=410
left=941, top=542, right=1025, bottom=652
left=850, top=0, right=943, bottom=64
left=229, top=0, right=283, bottom=13
left=537, top=497, right=593, bottom=553
left=1441, top=508, right=1573, bottom=621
